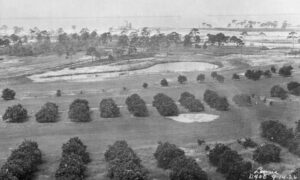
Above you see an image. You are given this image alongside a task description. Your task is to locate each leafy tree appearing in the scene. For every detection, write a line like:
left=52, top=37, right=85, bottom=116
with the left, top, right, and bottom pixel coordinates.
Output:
left=204, top=90, right=229, bottom=111
left=264, top=70, right=272, bottom=78
left=100, top=98, right=120, bottom=118
left=117, top=35, right=129, bottom=48
left=245, top=69, right=262, bottom=81
left=61, top=137, right=90, bottom=164
left=3, top=104, right=27, bottom=123
left=154, top=142, right=185, bottom=169
left=125, top=94, right=148, bottom=117
left=35, top=102, right=59, bottom=123
left=279, top=65, right=293, bottom=77
left=179, top=92, right=204, bottom=112
left=183, top=35, right=192, bottom=47
left=253, top=144, right=281, bottom=164
left=68, top=99, right=91, bottom=122
left=270, top=85, right=288, bottom=100
left=216, top=74, right=225, bottom=83
left=169, top=156, right=208, bottom=180
left=2, top=88, right=16, bottom=100
left=208, top=143, right=231, bottom=166
left=271, top=66, right=277, bottom=73
left=226, top=161, right=252, bottom=180
left=211, top=71, right=218, bottom=79
left=178, top=75, right=187, bottom=84
left=287, top=81, right=300, bottom=91
left=152, top=93, right=179, bottom=116
left=142, top=83, right=148, bottom=89
left=232, top=73, right=240, bottom=80
left=197, top=74, right=205, bottom=82
left=56, top=90, right=61, bottom=97
left=160, top=78, right=168, bottom=87
left=217, top=149, right=243, bottom=174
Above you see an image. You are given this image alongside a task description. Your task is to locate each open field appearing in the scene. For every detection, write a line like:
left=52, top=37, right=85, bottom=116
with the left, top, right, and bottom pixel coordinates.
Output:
left=0, top=47, right=300, bottom=179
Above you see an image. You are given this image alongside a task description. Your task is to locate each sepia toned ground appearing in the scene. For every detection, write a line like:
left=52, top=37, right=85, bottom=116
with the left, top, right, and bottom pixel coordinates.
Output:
left=0, top=47, right=299, bottom=179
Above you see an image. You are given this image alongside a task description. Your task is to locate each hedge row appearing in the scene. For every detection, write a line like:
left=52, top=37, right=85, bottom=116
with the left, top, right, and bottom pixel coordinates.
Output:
left=0, top=140, right=42, bottom=179
left=208, top=144, right=252, bottom=180
left=104, top=140, right=148, bottom=180
left=179, top=92, right=204, bottom=112
left=55, top=137, right=90, bottom=180
left=203, top=90, right=229, bottom=111
left=154, top=142, right=208, bottom=180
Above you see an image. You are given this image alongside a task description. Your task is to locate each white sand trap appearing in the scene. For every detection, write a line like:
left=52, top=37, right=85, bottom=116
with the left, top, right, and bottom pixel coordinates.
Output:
left=169, top=113, right=219, bottom=123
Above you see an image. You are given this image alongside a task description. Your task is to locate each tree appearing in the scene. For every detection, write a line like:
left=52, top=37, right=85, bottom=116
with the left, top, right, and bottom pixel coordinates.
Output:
left=35, top=102, right=59, bottom=123
left=216, top=74, right=225, bottom=83
left=217, top=149, right=243, bottom=174
left=183, top=35, right=192, bottom=47
left=169, top=156, right=208, bottom=180
left=226, top=161, right=252, bottom=180
left=232, top=94, right=252, bottom=107
left=245, top=69, right=262, bottom=81
left=179, top=92, right=204, bottom=112
left=270, top=85, right=288, bottom=100
left=264, top=70, right=272, bottom=78
left=142, top=83, right=148, bottom=89
left=125, top=94, right=148, bottom=117
left=178, top=75, right=187, bottom=84
left=211, top=71, right=218, bottom=79
left=100, top=98, right=120, bottom=118
left=197, top=74, right=205, bottom=82
left=2, top=88, right=16, bottom=100
left=208, top=143, right=231, bottom=166
left=68, top=99, right=91, bottom=122
left=232, top=73, right=240, bottom=80
left=3, top=104, right=28, bottom=123
left=287, top=81, right=300, bottom=91
left=152, top=93, right=179, bottom=116
left=279, top=65, right=293, bottom=77
left=160, top=78, right=168, bottom=87
left=154, top=142, right=185, bottom=169
left=271, top=66, right=277, bottom=73
left=61, top=137, right=90, bottom=164
left=117, top=34, right=129, bottom=48
left=287, top=32, right=297, bottom=50
left=253, top=144, right=281, bottom=164
left=204, top=90, right=229, bottom=111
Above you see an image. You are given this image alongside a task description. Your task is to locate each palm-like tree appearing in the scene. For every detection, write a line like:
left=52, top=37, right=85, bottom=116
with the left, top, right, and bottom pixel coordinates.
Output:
left=288, top=32, right=297, bottom=50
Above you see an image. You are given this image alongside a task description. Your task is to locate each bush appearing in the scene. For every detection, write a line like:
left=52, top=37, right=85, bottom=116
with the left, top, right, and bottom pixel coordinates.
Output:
left=169, top=156, right=208, bottom=180
left=68, top=99, right=91, bottom=122
left=253, top=144, right=281, bottom=164
left=160, top=78, right=168, bottom=87
left=142, top=83, right=148, bottom=89
left=2, top=88, right=16, bottom=100
left=232, top=94, right=252, bottom=107
left=178, top=75, right=187, bottom=84
left=55, top=137, right=89, bottom=180
left=153, top=93, right=179, bottom=116
left=0, top=140, right=42, bottom=180
left=125, top=94, right=148, bottom=117
left=279, top=65, right=293, bottom=77
left=261, top=120, right=294, bottom=147
left=197, top=74, right=205, bottom=82
left=154, top=142, right=185, bottom=169
left=56, top=90, right=61, bottom=97
left=35, top=102, right=59, bottom=123
left=204, top=90, right=229, bottom=111
left=100, top=98, right=120, bottom=118
left=3, top=104, right=28, bottom=123
left=232, top=73, right=240, bottom=80
left=105, top=140, right=148, bottom=180
left=238, top=138, right=258, bottom=148
left=270, top=85, right=288, bottom=100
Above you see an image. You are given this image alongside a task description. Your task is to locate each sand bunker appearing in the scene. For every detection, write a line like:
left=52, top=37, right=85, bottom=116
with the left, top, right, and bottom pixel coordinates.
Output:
left=169, top=113, right=219, bottom=123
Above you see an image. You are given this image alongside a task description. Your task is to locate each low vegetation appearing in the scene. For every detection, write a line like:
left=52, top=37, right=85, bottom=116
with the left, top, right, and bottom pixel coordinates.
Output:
left=68, top=99, right=91, bottom=122
left=100, top=98, right=120, bottom=118
left=0, top=140, right=42, bottom=179
left=153, top=93, right=179, bottom=116
left=3, top=104, right=28, bottom=123
left=35, top=102, right=59, bottom=123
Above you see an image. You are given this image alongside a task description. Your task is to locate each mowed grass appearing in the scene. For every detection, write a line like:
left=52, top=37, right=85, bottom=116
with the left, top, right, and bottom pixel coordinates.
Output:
left=0, top=55, right=300, bottom=179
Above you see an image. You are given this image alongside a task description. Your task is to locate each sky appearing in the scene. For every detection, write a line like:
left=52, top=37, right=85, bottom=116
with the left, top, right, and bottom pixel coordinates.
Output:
left=0, top=0, right=300, bottom=18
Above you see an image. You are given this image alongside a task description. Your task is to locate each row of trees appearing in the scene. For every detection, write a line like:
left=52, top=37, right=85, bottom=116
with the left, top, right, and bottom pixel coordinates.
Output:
left=55, top=137, right=90, bottom=179
left=154, top=142, right=208, bottom=180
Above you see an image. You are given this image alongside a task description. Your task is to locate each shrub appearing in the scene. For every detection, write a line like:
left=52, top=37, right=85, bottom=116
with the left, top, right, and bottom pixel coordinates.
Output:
left=0, top=140, right=42, bottom=180
left=208, top=143, right=231, bottom=166
left=35, top=102, right=59, bottom=123
left=56, top=90, right=61, bottom=97
left=197, top=74, right=205, bottom=82
left=204, top=90, right=229, bottom=111
left=68, top=99, right=91, bottom=122
left=100, top=98, right=120, bottom=118
left=142, top=83, right=148, bottom=89
left=261, top=120, right=294, bottom=147
left=178, top=75, right=187, bottom=84
left=253, top=144, right=281, bottom=164
left=160, top=78, right=168, bottom=87
left=3, top=104, right=28, bottom=123
left=2, top=88, right=16, bottom=100
left=279, top=65, right=293, bottom=77
left=125, top=94, right=148, bottom=117
left=55, top=137, right=89, bottom=180
left=169, top=156, right=208, bottom=180
left=232, top=73, right=240, bottom=80
left=154, top=142, right=185, bottom=169
left=238, top=138, right=258, bottom=148
left=232, top=94, right=252, bottom=107
left=153, top=93, right=179, bottom=116
left=270, top=85, right=288, bottom=100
